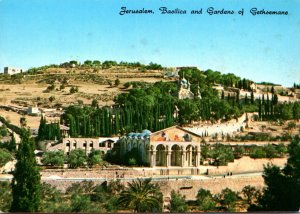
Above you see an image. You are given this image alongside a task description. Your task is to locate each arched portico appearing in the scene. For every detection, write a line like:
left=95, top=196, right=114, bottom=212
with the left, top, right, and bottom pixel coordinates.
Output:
left=171, top=144, right=181, bottom=166
left=156, top=144, right=166, bottom=166
left=149, top=142, right=201, bottom=168
left=186, top=145, right=195, bottom=166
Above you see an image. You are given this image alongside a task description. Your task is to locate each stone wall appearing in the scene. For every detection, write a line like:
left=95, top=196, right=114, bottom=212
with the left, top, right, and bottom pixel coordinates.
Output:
left=207, top=156, right=287, bottom=175
left=44, top=175, right=265, bottom=201
left=157, top=176, right=265, bottom=200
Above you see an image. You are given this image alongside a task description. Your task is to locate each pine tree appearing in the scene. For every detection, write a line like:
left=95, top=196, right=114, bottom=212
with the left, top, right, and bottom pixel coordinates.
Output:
left=11, top=129, right=41, bottom=212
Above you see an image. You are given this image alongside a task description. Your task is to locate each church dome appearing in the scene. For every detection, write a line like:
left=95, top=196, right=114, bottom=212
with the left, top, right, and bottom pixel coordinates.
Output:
left=142, top=129, right=152, bottom=135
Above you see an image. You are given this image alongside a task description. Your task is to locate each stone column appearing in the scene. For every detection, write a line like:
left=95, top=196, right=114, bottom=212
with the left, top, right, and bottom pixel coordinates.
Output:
left=195, top=146, right=201, bottom=167
left=166, top=150, right=172, bottom=167
left=150, top=150, right=156, bottom=167
left=181, top=150, right=187, bottom=167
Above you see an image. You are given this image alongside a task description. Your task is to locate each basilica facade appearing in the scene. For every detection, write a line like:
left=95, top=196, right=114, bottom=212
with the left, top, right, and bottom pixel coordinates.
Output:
left=119, top=126, right=202, bottom=168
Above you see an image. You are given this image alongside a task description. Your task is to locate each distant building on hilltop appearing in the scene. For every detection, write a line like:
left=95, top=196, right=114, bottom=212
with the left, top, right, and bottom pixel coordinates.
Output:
left=177, top=76, right=201, bottom=99
left=4, top=67, right=23, bottom=75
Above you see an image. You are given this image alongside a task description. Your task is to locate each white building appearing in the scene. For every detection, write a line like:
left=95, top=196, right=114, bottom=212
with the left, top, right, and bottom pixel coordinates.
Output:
left=27, top=107, right=40, bottom=115
left=4, top=67, right=23, bottom=75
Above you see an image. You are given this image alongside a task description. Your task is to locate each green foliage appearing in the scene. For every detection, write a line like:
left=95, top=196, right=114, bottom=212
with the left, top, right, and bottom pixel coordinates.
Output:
left=0, top=124, right=8, bottom=137
left=128, top=157, right=137, bottom=166
left=118, top=178, right=162, bottom=212
left=209, top=144, right=234, bottom=166
left=170, top=190, right=188, bottom=212
left=0, top=134, right=17, bottom=153
left=71, top=195, right=91, bottom=212
left=11, top=129, right=41, bottom=212
left=254, top=136, right=300, bottom=211
left=42, top=151, right=65, bottom=167
left=40, top=182, right=64, bottom=212
left=249, top=147, right=266, bottom=158
left=87, top=149, right=102, bottom=167
left=70, top=86, right=79, bottom=94
left=196, top=188, right=217, bottom=211
left=67, top=149, right=87, bottom=168
left=217, top=188, right=240, bottom=211
left=91, top=99, right=98, bottom=108
left=38, top=116, right=61, bottom=141
left=114, top=78, right=120, bottom=86
left=0, top=181, right=12, bottom=212
left=242, top=185, right=261, bottom=206
left=0, top=148, right=12, bottom=167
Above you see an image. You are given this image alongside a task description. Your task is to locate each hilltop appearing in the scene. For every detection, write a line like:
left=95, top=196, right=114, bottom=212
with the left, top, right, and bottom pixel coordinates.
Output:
left=0, top=61, right=166, bottom=108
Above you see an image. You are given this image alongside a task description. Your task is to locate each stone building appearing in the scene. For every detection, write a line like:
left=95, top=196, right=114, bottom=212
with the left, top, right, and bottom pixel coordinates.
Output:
left=178, top=76, right=194, bottom=99
left=119, top=126, right=202, bottom=167
left=46, top=137, right=119, bottom=155
left=4, top=67, right=23, bottom=75
left=177, top=76, right=201, bottom=99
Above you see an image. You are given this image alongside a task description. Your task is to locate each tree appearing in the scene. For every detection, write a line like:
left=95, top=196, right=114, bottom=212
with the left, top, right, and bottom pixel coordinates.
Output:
left=217, top=188, right=240, bottom=211
left=255, top=136, right=300, bottom=211
left=87, top=149, right=102, bottom=167
left=114, top=78, right=121, bottom=86
left=242, top=185, right=261, bottom=206
left=20, top=116, right=27, bottom=127
left=196, top=188, right=217, bottom=211
left=11, top=129, right=41, bottom=212
left=170, top=190, right=188, bottom=212
left=118, top=178, right=162, bottom=212
left=70, top=86, right=79, bottom=94
left=42, top=151, right=65, bottom=167
left=91, top=99, right=98, bottom=108
left=67, top=149, right=86, bottom=168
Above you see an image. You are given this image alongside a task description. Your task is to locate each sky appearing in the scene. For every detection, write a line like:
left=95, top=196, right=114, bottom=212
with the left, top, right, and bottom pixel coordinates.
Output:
left=0, top=0, right=299, bottom=87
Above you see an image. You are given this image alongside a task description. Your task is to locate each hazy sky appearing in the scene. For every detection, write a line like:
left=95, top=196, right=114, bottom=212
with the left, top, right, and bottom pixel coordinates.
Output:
left=0, top=0, right=299, bottom=86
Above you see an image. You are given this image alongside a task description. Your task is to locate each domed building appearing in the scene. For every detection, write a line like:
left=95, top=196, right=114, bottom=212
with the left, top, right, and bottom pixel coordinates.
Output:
left=119, top=126, right=202, bottom=168
left=177, top=76, right=201, bottom=99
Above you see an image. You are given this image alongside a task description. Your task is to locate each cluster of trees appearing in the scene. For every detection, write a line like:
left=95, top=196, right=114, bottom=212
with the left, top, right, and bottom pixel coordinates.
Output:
left=201, top=143, right=287, bottom=166
left=61, top=83, right=176, bottom=138
left=293, top=83, right=300, bottom=89
left=41, top=149, right=103, bottom=168
left=24, top=60, right=164, bottom=73
left=37, top=117, right=61, bottom=141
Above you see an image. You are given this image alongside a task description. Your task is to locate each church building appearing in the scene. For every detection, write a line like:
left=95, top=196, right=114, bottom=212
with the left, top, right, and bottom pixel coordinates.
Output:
left=119, top=126, right=202, bottom=168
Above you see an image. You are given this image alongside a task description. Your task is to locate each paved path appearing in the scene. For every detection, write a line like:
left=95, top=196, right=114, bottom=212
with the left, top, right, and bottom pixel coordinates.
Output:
left=0, top=171, right=264, bottom=182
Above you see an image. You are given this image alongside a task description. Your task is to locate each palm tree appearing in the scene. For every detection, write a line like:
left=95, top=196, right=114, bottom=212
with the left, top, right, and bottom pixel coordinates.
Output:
left=118, top=178, right=162, bottom=212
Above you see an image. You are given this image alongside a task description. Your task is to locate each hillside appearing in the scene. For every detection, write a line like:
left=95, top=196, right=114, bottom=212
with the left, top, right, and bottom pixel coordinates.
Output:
left=0, top=64, right=166, bottom=108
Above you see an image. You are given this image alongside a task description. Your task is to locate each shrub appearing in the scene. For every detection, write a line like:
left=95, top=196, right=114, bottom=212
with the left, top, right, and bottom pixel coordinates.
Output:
left=170, top=190, right=188, bottom=212
left=42, top=151, right=65, bottom=167
left=0, top=148, right=12, bottom=167
left=67, top=149, right=86, bottom=168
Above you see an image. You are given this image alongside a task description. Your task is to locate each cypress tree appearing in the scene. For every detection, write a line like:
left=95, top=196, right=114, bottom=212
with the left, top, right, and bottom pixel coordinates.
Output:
left=11, top=129, right=41, bottom=212
left=258, top=97, right=262, bottom=120
left=37, top=116, right=46, bottom=141
left=251, top=91, right=254, bottom=104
